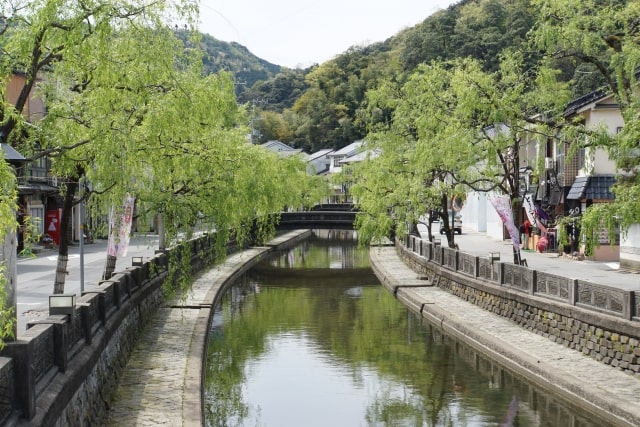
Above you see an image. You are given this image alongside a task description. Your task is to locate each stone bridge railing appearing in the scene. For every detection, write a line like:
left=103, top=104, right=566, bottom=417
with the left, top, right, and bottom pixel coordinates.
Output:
left=399, top=234, right=640, bottom=375
left=0, top=233, right=236, bottom=426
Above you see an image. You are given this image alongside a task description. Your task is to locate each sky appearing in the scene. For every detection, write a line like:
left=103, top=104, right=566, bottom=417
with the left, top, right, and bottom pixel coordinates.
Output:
left=197, top=0, right=458, bottom=69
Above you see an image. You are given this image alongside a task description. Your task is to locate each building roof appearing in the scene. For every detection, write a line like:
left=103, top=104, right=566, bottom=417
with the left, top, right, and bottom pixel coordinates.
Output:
left=482, top=123, right=510, bottom=140
left=566, top=175, right=616, bottom=200
left=586, top=175, right=616, bottom=199
left=261, top=140, right=296, bottom=152
left=307, top=149, right=333, bottom=161
left=340, top=149, right=379, bottom=164
left=563, top=90, right=608, bottom=118
left=0, top=143, right=26, bottom=163
left=331, top=140, right=363, bottom=157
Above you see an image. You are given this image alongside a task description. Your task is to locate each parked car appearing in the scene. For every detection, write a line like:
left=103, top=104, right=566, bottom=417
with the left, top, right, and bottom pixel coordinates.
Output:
left=440, top=214, right=462, bottom=234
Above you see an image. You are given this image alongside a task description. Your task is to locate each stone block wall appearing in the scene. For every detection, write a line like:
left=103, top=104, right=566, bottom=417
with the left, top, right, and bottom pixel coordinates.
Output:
left=0, top=233, right=226, bottom=426
left=398, top=235, right=640, bottom=377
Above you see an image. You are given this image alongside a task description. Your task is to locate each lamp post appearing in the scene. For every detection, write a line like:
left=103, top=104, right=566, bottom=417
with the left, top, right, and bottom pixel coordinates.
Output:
left=79, top=197, right=84, bottom=293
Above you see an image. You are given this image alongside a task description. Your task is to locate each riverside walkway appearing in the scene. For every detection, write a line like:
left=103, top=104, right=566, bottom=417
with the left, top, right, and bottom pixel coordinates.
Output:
left=104, top=231, right=310, bottom=426
left=20, top=227, right=637, bottom=425
left=370, top=234, right=640, bottom=427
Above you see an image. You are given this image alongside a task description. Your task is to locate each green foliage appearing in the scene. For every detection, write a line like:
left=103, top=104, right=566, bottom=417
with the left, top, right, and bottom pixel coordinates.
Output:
left=189, top=33, right=282, bottom=92
left=0, top=159, right=17, bottom=347
left=239, top=69, right=309, bottom=112
left=530, top=0, right=640, bottom=244
left=18, top=215, right=41, bottom=259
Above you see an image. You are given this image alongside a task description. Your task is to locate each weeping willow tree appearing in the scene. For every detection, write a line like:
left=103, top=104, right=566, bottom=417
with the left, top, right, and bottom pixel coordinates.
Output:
left=351, top=53, right=569, bottom=257
left=531, top=0, right=640, bottom=253
left=3, top=0, right=330, bottom=300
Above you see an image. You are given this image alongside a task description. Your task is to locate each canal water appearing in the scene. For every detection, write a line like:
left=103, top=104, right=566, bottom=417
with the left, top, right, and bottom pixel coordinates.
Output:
left=204, top=231, right=604, bottom=427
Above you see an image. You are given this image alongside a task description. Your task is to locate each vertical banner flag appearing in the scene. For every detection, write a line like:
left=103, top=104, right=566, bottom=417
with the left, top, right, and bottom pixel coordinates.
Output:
left=489, top=194, right=520, bottom=251
left=107, top=194, right=135, bottom=258
left=522, top=193, right=539, bottom=228
left=534, top=206, right=549, bottom=234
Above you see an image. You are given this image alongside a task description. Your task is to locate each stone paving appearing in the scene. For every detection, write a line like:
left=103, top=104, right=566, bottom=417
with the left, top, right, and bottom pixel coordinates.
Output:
left=105, top=231, right=640, bottom=427
left=105, top=247, right=269, bottom=426
left=369, top=245, right=640, bottom=427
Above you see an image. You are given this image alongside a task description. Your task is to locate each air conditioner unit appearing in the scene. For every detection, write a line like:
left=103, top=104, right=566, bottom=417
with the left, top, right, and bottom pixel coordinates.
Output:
left=544, top=157, right=554, bottom=170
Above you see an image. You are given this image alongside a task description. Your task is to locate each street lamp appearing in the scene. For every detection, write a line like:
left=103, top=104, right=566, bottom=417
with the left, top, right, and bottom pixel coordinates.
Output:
left=49, top=294, right=76, bottom=317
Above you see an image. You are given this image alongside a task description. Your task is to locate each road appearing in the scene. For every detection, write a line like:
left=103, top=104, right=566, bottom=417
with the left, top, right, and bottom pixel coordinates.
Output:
left=16, top=234, right=159, bottom=334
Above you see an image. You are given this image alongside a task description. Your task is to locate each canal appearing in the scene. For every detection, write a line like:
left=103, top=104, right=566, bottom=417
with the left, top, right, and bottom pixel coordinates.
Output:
left=204, top=231, right=602, bottom=427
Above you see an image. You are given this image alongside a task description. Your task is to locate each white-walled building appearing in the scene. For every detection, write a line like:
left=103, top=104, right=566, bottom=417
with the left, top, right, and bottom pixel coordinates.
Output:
left=306, top=149, right=333, bottom=175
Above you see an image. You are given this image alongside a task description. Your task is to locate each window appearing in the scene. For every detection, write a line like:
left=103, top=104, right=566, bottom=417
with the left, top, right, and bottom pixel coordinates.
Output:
left=29, top=207, right=45, bottom=235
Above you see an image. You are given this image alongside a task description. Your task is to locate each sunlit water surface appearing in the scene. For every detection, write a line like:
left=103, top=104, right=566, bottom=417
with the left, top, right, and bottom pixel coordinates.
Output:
left=204, top=231, right=606, bottom=427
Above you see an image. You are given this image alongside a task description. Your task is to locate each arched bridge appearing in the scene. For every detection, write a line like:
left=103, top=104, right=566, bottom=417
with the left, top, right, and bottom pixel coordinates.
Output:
left=276, top=204, right=357, bottom=230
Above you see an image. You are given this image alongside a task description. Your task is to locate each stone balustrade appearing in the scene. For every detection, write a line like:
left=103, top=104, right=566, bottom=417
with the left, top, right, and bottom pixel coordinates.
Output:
left=0, top=233, right=224, bottom=426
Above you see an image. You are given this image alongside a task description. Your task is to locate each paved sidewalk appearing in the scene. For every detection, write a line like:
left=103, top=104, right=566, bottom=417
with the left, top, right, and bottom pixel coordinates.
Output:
left=104, top=231, right=308, bottom=426
left=105, top=247, right=269, bottom=426
left=426, top=227, right=640, bottom=291
left=369, top=245, right=640, bottom=427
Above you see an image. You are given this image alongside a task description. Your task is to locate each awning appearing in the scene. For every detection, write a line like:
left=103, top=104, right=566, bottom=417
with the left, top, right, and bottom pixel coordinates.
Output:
left=18, top=183, right=60, bottom=195
left=566, top=175, right=615, bottom=200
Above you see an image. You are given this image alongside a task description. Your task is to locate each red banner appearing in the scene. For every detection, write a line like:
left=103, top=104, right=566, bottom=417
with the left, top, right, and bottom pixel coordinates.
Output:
left=45, top=209, right=61, bottom=245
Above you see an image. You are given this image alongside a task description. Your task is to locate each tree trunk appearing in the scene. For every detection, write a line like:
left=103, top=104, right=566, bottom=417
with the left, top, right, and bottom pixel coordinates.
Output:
left=440, top=193, right=456, bottom=248
left=102, top=254, right=117, bottom=280
left=53, top=255, right=69, bottom=294
left=53, top=180, right=79, bottom=294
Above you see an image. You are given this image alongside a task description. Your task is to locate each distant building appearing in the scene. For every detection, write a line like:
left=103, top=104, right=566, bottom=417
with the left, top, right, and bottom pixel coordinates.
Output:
left=260, top=140, right=306, bottom=157
left=306, top=149, right=333, bottom=175
left=327, top=141, right=363, bottom=174
left=4, top=72, right=62, bottom=248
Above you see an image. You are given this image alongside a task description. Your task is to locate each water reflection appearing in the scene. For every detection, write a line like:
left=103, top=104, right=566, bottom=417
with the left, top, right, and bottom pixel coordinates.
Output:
left=204, top=232, right=605, bottom=427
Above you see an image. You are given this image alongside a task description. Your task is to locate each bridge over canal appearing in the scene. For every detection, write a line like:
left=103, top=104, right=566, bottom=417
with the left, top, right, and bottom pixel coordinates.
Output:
left=276, top=204, right=357, bottom=230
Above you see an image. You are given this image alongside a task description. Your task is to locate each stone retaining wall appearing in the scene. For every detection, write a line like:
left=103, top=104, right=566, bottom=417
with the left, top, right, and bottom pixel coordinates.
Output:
left=0, top=234, right=226, bottom=426
left=398, top=235, right=640, bottom=377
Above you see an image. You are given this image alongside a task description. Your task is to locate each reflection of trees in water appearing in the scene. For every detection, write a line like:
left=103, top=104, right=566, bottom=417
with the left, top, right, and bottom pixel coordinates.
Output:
left=203, top=238, right=601, bottom=427
left=267, top=231, right=367, bottom=269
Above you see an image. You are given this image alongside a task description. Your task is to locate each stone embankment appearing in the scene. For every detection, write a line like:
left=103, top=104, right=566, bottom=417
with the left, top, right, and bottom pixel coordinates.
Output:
left=0, top=230, right=309, bottom=426
left=369, top=240, right=640, bottom=427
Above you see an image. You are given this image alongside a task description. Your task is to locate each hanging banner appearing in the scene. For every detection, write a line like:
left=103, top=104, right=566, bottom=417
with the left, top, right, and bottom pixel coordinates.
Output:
left=107, top=194, right=135, bottom=258
left=489, top=194, right=520, bottom=251
left=534, top=206, right=549, bottom=234
left=522, top=193, right=539, bottom=228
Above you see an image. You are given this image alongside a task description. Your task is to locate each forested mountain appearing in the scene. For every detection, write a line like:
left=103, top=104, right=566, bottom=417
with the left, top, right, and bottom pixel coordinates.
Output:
left=176, top=31, right=285, bottom=98
left=194, top=0, right=604, bottom=152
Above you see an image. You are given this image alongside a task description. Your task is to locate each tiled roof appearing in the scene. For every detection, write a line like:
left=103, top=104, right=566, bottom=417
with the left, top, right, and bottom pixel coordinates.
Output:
left=586, top=175, right=615, bottom=200
left=563, top=90, right=607, bottom=117
left=566, top=175, right=615, bottom=200
left=566, top=177, right=588, bottom=200
left=332, top=140, right=363, bottom=156
left=307, top=149, right=333, bottom=160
